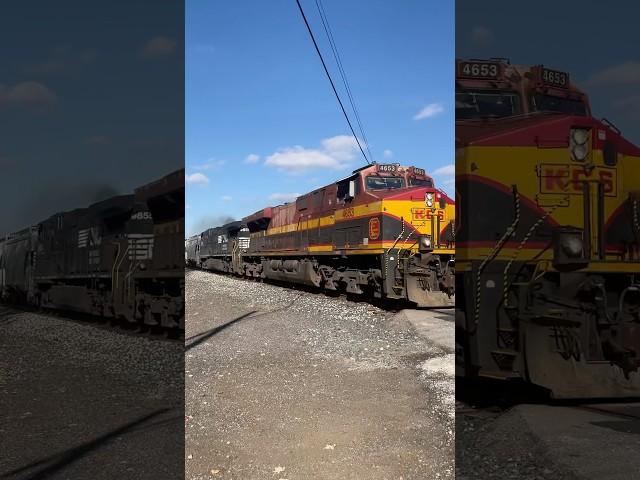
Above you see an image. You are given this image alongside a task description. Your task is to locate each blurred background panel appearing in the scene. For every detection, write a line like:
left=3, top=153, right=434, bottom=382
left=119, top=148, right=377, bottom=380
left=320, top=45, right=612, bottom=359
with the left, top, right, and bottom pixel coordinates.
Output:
left=0, top=1, right=184, bottom=479
left=456, top=2, right=640, bottom=479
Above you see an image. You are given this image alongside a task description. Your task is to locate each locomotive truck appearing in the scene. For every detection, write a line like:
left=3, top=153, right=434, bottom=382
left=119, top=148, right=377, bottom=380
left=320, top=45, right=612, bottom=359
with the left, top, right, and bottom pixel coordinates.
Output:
left=456, top=58, right=640, bottom=398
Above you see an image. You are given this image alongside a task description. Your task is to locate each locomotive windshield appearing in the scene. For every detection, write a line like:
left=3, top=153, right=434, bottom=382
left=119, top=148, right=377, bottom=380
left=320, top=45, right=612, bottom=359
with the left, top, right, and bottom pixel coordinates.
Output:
left=409, top=177, right=434, bottom=187
left=531, top=94, right=588, bottom=116
left=456, top=90, right=522, bottom=119
left=366, top=176, right=405, bottom=190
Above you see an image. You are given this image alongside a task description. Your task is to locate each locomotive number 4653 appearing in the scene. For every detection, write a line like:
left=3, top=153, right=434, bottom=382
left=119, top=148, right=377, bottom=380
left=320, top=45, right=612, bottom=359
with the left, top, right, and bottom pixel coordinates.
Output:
left=459, top=62, right=498, bottom=78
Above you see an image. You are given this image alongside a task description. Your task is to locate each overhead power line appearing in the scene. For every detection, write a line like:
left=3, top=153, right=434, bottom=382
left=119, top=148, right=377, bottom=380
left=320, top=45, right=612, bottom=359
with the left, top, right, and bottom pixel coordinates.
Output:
left=314, top=0, right=375, bottom=164
left=294, top=0, right=371, bottom=165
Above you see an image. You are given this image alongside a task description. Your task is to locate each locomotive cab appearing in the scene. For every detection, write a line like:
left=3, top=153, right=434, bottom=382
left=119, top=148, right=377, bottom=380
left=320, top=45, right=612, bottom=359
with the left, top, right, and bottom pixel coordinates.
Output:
left=456, top=59, right=591, bottom=120
left=525, top=65, right=591, bottom=116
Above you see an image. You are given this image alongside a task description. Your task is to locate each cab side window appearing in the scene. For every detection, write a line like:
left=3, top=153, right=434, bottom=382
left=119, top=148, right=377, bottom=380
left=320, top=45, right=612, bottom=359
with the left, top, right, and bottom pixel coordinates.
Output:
left=336, top=175, right=359, bottom=203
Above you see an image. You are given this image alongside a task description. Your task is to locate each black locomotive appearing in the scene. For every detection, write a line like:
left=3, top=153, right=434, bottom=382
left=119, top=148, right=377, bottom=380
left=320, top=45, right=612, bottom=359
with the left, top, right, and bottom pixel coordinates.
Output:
left=0, top=170, right=185, bottom=332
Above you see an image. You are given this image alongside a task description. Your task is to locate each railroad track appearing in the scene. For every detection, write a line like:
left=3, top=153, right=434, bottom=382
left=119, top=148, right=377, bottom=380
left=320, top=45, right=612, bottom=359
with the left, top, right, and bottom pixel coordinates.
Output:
left=0, top=302, right=184, bottom=342
left=456, top=375, right=640, bottom=420
left=575, top=403, right=640, bottom=421
left=186, top=266, right=455, bottom=313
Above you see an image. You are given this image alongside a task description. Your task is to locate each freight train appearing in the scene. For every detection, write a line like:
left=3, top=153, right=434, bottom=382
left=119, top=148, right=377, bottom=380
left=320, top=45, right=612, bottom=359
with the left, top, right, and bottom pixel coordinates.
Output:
left=187, top=162, right=455, bottom=307
left=455, top=58, right=640, bottom=398
left=0, top=170, right=185, bottom=333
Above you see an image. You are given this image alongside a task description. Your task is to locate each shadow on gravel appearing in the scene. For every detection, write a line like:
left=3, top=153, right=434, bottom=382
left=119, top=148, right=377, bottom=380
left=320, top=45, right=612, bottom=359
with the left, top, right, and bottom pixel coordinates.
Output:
left=185, top=310, right=258, bottom=351
left=456, top=377, right=551, bottom=410
left=185, top=291, right=306, bottom=351
left=1, top=408, right=177, bottom=480
left=0, top=307, right=21, bottom=327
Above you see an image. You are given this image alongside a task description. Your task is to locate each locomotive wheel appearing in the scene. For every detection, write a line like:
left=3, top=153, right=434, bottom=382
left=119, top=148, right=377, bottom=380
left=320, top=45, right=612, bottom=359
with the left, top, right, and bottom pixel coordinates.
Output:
left=135, top=323, right=150, bottom=333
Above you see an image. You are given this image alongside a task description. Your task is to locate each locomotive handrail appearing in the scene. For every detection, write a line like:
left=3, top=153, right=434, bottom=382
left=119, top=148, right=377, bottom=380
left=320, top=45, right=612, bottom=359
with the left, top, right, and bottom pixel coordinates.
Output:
left=601, top=117, right=621, bottom=135
left=111, top=241, right=121, bottom=299
left=113, top=244, right=130, bottom=294
left=473, top=186, right=521, bottom=331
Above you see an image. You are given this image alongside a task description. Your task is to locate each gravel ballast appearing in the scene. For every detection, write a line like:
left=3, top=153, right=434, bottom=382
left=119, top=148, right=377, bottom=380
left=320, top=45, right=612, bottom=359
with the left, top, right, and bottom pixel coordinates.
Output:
left=0, top=306, right=183, bottom=479
left=185, top=269, right=454, bottom=480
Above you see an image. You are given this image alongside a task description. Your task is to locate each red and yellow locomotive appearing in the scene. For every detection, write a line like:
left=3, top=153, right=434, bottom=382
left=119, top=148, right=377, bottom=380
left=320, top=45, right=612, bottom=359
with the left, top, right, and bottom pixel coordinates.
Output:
left=189, top=163, right=455, bottom=306
left=456, top=58, right=640, bottom=398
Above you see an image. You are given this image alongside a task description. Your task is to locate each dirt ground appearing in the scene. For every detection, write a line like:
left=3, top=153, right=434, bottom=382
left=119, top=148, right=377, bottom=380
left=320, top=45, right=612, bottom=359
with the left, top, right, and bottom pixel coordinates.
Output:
left=185, top=269, right=454, bottom=480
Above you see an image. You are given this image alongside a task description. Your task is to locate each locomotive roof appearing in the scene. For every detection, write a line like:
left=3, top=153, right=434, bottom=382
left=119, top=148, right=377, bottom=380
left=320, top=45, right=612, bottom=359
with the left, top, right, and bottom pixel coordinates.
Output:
left=221, top=220, right=243, bottom=232
left=2, top=171, right=180, bottom=239
left=200, top=220, right=243, bottom=238
left=88, top=194, right=134, bottom=212
left=135, top=169, right=185, bottom=200
left=1, top=226, right=36, bottom=243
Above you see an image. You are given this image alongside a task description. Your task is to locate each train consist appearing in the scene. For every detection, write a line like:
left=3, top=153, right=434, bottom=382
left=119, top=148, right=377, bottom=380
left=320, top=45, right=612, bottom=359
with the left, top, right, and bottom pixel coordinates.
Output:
left=456, top=58, right=640, bottom=398
left=0, top=170, right=185, bottom=333
left=186, top=162, right=455, bottom=307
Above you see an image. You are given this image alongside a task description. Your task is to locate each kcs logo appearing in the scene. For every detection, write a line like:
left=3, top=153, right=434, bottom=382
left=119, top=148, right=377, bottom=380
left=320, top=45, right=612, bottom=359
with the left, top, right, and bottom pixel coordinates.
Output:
left=411, top=208, right=445, bottom=221
left=540, top=165, right=617, bottom=196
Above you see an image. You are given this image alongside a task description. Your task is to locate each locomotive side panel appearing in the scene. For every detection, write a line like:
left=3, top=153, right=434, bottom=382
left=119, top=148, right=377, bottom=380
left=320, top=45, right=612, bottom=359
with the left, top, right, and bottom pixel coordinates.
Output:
left=0, top=230, right=36, bottom=302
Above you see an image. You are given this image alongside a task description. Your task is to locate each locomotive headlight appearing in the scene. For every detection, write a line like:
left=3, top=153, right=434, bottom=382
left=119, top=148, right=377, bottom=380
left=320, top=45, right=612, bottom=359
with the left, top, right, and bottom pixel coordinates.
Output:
left=418, top=234, right=433, bottom=253
left=572, top=143, right=588, bottom=161
left=560, top=235, right=583, bottom=258
left=425, top=192, right=435, bottom=207
left=552, top=227, right=588, bottom=268
left=572, top=128, right=589, bottom=144
left=570, top=128, right=590, bottom=162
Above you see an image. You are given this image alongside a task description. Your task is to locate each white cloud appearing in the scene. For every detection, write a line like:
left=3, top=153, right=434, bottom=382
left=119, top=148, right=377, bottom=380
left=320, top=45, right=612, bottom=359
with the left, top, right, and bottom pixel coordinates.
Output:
left=186, top=173, right=210, bottom=185
left=414, top=103, right=444, bottom=120
left=245, top=153, right=260, bottom=164
left=0, top=81, right=57, bottom=110
left=85, top=135, right=111, bottom=146
left=442, top=178, right=455, bottom=187
left=432, top=164, right=455, bottom=176
left=269, top=192, right=301, bottom=203
left=469, top=26, right=493, bottom=47
left=192, top=44, right=216, bottom=54
left=220, top=195, right=232, bottom=201
left=266, top=147, right=339, bottom=172
left=614, top=95, right=640, bottom=115
left=22, top=45, right=97, bottom=75
left=383, top=149, right=394, bottom=159
left=140, top=36, right=176, bottom=59
left=587, top=62, right=640, bottom=87
left=193, top=159, right=225, bottom=171
left=320, top=135, right=362, bottom=161
left=431, top=164, right=455, bottom=193
left=265, top=135, right=363, bottom=174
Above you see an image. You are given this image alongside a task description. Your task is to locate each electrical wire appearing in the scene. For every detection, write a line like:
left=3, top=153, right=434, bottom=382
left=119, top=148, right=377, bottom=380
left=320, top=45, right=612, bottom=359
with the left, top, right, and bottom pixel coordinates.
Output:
left=314, top=0, right=375, bottom=164
left=294, top=0, right=371, bottom=164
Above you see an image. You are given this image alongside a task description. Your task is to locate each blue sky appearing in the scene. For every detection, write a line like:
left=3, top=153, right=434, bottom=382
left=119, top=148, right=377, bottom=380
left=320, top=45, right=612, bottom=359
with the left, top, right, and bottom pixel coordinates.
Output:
left=186, top=0, right=454, bottom=235
left=1, top=1, right=183, bottom=234
left=457, top=0, right=640, bottom=143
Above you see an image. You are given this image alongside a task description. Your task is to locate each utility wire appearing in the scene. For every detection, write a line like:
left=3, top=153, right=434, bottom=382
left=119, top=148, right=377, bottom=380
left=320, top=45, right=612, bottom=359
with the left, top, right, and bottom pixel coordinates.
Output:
left=294, top=0, right=371, bottom=165
left=315, top=0, right=375, bottom=164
